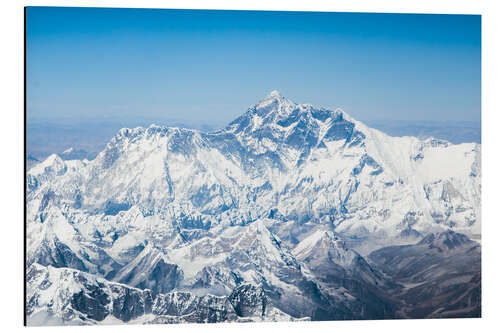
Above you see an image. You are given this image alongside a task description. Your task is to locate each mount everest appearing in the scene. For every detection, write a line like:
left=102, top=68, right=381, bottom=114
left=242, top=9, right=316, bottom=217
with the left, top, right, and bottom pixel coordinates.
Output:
left=25, top=91, right=481, bottom=325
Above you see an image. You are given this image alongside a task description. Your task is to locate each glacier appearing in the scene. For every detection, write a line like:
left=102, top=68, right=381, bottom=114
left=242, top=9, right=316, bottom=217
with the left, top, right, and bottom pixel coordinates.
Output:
left=25, top=91, right=481, bottom=325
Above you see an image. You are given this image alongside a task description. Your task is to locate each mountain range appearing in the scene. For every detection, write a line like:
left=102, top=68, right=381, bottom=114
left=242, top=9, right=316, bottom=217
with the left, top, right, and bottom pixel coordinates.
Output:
left=25, top=91, right=481, bottom=325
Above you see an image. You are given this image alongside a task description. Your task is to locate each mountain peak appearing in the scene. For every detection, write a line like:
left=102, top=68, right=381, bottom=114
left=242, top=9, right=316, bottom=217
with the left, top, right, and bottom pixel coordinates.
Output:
left=257, top=90, right=292, bottom=106
left=418, top=230, right=474, bottom=251
left=254, top=90, right=295, bottom=112
left=267, top=90, right=282, bottom=98
left=223, top=90, right=370, bottom=152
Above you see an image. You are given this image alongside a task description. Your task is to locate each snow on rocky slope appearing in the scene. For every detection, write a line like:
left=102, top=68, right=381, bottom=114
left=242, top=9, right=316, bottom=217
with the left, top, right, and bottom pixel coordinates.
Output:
left=26, top=263, right=300, bottom=325
left=25, top=91, right=481, bottom=324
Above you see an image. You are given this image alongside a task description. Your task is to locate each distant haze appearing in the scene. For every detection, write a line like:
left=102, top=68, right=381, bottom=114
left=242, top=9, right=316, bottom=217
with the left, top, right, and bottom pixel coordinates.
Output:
left=27, top=114, right=480, bottom=163
left=27, top=7, right=480, bottom=128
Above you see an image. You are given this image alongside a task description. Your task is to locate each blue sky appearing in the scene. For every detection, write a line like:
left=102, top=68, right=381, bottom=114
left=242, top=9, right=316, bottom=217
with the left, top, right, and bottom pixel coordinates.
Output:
left=26, top=7, right=481, bottom=126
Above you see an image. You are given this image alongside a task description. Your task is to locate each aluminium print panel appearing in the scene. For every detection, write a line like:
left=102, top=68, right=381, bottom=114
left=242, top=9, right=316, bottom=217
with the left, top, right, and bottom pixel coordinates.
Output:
left=25, top=7, right=481, bottom=326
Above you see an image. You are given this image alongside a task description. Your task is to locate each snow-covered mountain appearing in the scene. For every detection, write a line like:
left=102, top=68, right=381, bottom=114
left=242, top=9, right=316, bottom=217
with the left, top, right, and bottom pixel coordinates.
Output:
left=25, top=91, right=481, bottom=325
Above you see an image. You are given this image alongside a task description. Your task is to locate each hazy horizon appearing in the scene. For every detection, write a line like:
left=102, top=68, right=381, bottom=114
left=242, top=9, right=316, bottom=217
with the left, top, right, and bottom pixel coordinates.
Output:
left=27, top=7, right=481, bottom=127
left=27, top=114, right=481, bottom=163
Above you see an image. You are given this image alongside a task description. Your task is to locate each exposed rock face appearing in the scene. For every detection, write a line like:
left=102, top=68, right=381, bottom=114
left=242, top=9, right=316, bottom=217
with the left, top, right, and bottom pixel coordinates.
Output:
left=229, top=284, right=267, bottom=317
left=26, top=264, right=153, bottom=325
left=26, top=264, right=298, bottom=325
left=112, top=245, right=183, bottom=295
left=368, top=230, right=481, bottom=318
left=292, top=230, right=398, bottom=320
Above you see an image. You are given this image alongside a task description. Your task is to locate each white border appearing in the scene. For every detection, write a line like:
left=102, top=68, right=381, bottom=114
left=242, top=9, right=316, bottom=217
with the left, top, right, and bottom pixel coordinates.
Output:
left=1, top=1, right=499, bottom=332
